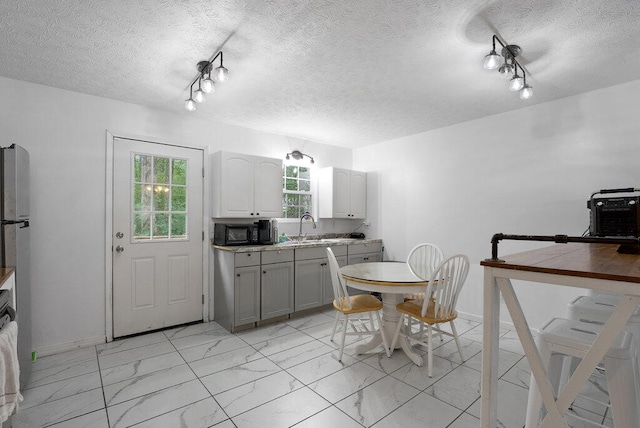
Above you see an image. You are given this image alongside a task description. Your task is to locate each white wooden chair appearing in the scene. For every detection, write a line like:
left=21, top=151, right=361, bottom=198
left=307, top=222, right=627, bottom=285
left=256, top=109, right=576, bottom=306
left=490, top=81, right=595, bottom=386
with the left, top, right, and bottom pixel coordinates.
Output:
left=327, top=247, right=390, bottom=361
left=391, top=254, right=470, bottom=377
left=405, top=243, right=444, bottom=335
left=406, top=243, right=444, bottom=285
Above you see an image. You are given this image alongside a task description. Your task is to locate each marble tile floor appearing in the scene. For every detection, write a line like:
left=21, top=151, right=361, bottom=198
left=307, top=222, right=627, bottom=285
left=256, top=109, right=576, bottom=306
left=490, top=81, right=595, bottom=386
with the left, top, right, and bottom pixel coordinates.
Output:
left=9, top=310, right=614, bottom=428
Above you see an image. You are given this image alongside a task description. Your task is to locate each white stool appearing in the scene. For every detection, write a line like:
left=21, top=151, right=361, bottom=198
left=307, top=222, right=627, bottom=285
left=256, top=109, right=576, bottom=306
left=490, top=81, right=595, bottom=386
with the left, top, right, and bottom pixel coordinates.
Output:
left=525, top=318, right=640, bottom=427
left=567, top=295, right=640, bottom=339
left=586, top=288, right=622, bottom=302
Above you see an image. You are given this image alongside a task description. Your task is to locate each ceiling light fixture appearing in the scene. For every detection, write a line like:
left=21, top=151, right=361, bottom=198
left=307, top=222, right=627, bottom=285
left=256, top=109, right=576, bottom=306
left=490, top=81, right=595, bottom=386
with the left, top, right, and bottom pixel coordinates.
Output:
left=184, top=51, right=229, bottom=111
left=483, top=35, right=533, bottom=100
left=184, top=86, right=196, bottom=112
left=285, top=150, right=314, bottom=164
left=498, top=60, right=514, bottom=77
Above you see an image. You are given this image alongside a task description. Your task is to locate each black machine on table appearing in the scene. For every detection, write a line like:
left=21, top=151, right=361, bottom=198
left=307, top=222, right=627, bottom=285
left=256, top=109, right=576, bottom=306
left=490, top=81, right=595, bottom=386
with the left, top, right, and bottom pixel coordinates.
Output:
left=588, top=187, right=640, bottom=238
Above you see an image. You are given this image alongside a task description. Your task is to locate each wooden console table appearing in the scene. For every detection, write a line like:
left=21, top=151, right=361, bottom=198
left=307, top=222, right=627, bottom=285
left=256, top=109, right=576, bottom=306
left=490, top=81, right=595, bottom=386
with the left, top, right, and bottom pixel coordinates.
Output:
left=480, top=243, right=640, bottom=427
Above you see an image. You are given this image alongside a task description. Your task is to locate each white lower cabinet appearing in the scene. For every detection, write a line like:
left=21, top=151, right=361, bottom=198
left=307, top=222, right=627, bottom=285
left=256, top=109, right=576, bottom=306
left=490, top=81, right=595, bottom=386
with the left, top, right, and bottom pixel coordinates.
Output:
left=347, top=242, right=383, bottom=264
left=214, top=250, right=261, bottom=331
left=214, top=249, right=296, bottom=331
left=261, top=250, right=294, bottom=320
left=294, top=245, right=347, bottom=311
left=234, top=265, right=261, bottom=325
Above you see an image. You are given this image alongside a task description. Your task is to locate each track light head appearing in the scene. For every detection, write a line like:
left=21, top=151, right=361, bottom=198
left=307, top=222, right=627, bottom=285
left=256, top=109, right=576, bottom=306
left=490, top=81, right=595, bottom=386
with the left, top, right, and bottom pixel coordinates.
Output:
left=483, top=35, right=533, bottom=100
left=483, top=49, right=501, bottom=70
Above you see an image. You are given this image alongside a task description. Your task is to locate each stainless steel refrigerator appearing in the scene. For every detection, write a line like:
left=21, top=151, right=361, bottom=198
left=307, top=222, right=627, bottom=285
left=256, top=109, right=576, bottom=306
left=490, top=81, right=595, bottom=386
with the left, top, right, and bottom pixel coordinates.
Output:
left=0, top=144, right=31, bottom=387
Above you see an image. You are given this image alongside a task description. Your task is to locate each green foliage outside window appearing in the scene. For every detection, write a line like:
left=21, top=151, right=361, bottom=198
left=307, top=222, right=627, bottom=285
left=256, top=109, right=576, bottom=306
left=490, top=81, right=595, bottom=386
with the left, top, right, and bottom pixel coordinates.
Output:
left=282, top=164, right=312, bottom=218
left=132, top=154, right=188, bottom=240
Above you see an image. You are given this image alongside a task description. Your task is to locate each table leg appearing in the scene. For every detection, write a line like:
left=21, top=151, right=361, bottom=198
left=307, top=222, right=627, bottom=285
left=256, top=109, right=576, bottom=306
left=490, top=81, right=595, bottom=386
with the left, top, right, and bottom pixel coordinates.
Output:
left=481, top=268, right=500, bottom=428
left=354, top=293, right=423, bottom=365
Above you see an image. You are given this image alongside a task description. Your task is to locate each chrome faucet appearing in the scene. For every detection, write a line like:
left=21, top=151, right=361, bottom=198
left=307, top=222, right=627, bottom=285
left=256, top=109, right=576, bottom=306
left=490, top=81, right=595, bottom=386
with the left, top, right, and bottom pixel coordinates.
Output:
left=299, top=211, right=316, bottom=241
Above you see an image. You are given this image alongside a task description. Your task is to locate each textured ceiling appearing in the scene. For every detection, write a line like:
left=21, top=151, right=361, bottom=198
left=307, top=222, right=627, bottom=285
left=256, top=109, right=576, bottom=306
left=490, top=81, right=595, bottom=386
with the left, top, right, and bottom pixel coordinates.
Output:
left=1, top=0, right=639, bottom=148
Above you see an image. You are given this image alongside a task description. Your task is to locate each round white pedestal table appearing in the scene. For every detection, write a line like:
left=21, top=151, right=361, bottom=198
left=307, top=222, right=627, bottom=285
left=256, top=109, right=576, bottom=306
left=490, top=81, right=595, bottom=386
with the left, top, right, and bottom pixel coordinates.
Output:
left=340, top=262, right=428, bottom=365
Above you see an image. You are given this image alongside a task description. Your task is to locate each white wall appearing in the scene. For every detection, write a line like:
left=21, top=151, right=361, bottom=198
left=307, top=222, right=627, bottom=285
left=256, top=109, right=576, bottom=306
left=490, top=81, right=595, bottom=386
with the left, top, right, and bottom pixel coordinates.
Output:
left=3, top=71, right=638, bottom=353
left=354, top=80, right=640, bottom=329
left=0, top=76, right=352, bottom=354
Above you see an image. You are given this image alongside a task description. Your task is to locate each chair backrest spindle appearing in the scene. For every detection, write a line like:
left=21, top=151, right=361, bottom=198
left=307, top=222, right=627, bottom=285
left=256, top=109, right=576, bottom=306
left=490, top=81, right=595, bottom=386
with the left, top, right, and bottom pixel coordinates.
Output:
left=407, top=243, right=444, bottom=281
left=327, top=247, right=351, bottom=310
left=422, top=254, right=470, bottom=319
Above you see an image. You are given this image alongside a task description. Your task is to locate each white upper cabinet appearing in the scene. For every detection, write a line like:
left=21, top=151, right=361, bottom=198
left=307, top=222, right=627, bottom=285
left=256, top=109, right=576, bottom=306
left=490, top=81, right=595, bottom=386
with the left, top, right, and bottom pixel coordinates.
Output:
left=211, top=151, right=282, bottom=218
left=318, top=167, right=367, bottom=219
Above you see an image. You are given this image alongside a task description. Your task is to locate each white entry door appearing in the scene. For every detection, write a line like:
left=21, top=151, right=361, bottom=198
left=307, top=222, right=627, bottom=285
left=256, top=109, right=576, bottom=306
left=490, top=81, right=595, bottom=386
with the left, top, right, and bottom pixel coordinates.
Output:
left=112, top=138, right=204, bottom=338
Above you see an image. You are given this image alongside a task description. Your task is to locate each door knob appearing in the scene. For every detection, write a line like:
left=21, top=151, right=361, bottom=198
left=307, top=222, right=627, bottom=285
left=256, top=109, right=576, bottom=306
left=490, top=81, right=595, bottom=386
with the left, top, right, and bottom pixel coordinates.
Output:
left=115, top=232, right=124, bottom=239
left=115, top=246, right=124, bottom=253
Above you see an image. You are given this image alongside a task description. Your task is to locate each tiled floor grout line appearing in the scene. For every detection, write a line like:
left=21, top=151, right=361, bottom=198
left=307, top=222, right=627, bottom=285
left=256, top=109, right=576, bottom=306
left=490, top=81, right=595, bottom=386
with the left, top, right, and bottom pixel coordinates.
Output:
left=166, top=329, right=236, bottom=428
left=282, top=318, right=472, bottom=427
left=177, top=318, right=467, bottom=425
left=16, top=314, right=614, bottom=427
left=220, top=321, right=355, bottom=425
left=93, top=343, right=112, bottom=428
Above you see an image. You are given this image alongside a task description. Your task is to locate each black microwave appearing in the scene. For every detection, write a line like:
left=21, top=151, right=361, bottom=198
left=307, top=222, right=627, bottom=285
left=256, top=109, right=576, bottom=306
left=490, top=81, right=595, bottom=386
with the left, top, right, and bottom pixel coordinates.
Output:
left=214, top=221, right=272, bottom=246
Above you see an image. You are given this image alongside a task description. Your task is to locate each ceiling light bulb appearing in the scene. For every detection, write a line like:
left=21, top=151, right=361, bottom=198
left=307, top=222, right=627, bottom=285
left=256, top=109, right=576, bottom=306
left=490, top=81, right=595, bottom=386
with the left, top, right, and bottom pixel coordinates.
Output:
left=193, top=88, right=205, bottom=103
left=483, top=49, right=501, bottom=70
left=184, top=98, right=196, bottom=111
left=509, top=75, right=524, bottom=91
left=498, top=63, right=513, bottom=77
left=520, top=84, right=533, bottom=99
left=201, top=76, right=215, bottom=93
left=213, top=66, right=229, bottom=82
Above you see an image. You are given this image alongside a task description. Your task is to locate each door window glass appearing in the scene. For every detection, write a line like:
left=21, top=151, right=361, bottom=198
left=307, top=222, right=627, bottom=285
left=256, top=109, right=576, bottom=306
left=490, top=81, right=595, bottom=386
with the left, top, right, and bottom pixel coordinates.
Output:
left=132, top=154, right=188, bottom=240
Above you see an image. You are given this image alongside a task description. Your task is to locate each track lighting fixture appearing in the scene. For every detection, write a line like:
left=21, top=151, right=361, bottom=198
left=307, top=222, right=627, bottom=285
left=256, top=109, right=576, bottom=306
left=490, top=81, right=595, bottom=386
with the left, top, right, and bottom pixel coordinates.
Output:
left=285, top=150, right=314, bottom=164
left=483, top=35, right=533, bottom=100
left=184, top=51, right=229, bottom=111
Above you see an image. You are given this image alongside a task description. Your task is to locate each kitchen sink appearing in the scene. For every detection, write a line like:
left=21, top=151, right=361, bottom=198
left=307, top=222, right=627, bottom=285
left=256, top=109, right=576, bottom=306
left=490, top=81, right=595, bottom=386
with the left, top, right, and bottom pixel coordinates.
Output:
left=320, top=238, right=356, bottom=243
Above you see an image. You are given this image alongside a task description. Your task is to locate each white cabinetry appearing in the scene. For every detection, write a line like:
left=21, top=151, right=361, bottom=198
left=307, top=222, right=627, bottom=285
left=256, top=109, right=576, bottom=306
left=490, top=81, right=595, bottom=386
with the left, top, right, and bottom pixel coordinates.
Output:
left=211, top=151, right=282, bottom=218
left=347, top=242, right=383, bottom=264
left=214, top=250, right=261, bottom=331
left=318, top=167, right=366, bottom=219
left=294, top=245, right=347, bottom=311
left=214, top=249, right=295, bottom=331
left=261, top=249, right=294, bottom=320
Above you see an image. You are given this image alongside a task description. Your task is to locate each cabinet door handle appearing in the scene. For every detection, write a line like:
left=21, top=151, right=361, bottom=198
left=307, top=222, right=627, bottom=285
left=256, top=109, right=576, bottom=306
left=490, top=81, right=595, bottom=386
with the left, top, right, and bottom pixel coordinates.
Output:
left=236, top=273, right=240, bottom=277
left=263, top=271, right=266, bottom=274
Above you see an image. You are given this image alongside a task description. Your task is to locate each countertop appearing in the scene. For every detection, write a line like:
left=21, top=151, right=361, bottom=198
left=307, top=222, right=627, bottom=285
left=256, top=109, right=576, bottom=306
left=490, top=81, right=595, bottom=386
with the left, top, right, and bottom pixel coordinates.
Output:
left=0, top=267, right=15, bottom=289
left=212, top=238, right=382, bottom=253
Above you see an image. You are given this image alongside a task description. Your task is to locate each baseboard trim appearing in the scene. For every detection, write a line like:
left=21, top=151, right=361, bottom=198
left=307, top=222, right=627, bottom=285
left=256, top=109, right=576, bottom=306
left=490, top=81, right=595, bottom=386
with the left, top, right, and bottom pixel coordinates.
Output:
left=34, top=335, right=106, bottom=358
